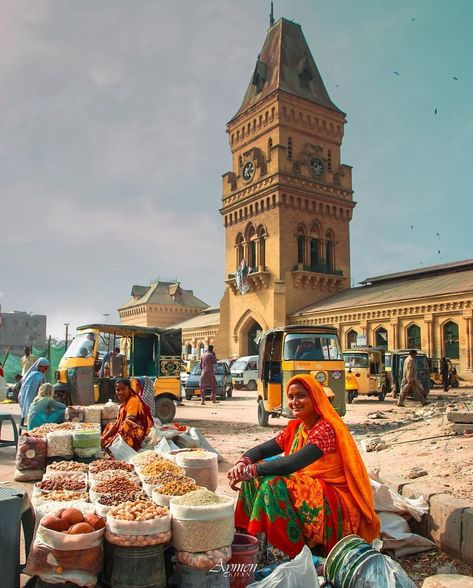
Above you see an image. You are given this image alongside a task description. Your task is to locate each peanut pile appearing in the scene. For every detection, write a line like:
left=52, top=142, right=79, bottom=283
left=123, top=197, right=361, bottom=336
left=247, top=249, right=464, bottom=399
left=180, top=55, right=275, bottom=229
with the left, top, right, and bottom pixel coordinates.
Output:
left=93, top=478, right=141, bottom=494
left=140, top=460, right=183, bottom=478
left=142, top=471, right=186, bottom=486
left=89, top=459, right=134, bottom=474
left=36, top=477, right=86, bottom=491
left=155, top=477, right=198, bottom=497
left=29, top=423, right=76, bottom=437
left=109, top=499, right=169, bottom=521
left=92, top=470, right=139, bottom=483
left=35, top=490, right=89, bottom=502
left=47, top=461, right=89, bottom=473
left=133, top=450, right=162, bottom=467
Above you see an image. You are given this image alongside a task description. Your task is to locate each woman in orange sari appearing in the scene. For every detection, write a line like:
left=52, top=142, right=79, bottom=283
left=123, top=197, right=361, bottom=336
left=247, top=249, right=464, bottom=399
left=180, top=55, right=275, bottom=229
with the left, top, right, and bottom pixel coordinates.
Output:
left=102, top=378, right=154, bottom=451
left=229, top=374, right=380, bottom=558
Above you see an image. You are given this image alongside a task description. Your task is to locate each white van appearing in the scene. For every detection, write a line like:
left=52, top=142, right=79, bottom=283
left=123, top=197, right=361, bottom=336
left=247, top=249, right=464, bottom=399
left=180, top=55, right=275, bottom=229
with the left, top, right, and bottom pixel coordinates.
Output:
left=231, top=355, right=259, bottom=391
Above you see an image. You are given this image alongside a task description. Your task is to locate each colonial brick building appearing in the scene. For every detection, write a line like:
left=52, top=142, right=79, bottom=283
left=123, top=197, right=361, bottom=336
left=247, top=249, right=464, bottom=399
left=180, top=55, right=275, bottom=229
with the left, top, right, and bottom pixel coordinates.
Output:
left=118, top=281, right=208, bottom=329
left=173, top=17, right=473, bottom=375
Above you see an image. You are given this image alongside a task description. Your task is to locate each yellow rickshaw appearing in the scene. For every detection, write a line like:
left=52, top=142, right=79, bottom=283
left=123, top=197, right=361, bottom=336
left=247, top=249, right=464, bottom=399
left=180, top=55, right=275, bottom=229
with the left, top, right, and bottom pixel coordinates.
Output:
left=428, top=357, right=459, bottom=388
left=342, top=348, right=387, bottom=404
left=55, top=324, right=182, bottom=423
left=256, top=325, right=345, bottom=426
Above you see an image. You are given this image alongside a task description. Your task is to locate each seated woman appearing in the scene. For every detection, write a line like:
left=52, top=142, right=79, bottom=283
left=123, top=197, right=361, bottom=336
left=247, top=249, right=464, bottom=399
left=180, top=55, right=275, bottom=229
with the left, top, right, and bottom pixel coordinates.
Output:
left=101, top=378, right=154, bottom=451
left=18, top=358, right=50, bottom=422
left=27, top=383, right=66, bottom=430
left=228, top=374, right=380, bottom=558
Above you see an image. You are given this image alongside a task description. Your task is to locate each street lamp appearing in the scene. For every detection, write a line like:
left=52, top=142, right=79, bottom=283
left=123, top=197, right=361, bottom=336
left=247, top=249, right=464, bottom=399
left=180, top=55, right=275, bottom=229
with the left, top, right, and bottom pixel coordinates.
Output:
left=102, top=313, right=110, bottom=324
left=64, top=323, right=70, bottom=350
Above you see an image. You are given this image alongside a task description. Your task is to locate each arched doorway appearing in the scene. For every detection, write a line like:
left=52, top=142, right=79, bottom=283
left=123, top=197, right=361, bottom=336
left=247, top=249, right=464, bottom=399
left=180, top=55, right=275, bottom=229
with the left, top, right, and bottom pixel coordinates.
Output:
left=407, top=324, right=421, bottom=349
left=346, top=330, right=358, bottom=349
left=247, top=321, right=262, bottom=356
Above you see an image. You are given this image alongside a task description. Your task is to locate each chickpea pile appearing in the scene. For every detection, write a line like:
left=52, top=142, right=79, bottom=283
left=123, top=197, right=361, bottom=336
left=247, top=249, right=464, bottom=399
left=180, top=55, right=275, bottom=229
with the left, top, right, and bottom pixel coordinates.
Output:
left=47, top=461, right=89, bottom=473
left=89, top=459, right=134, bottom=474
left=35, top=490, right=89, bottom=502
left=109, top=500, right=169, bottom=522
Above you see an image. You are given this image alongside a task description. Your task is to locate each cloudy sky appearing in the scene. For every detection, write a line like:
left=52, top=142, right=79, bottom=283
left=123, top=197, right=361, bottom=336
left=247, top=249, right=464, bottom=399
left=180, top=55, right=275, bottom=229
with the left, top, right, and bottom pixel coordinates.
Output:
left=1, top=0, right=472, bottom=338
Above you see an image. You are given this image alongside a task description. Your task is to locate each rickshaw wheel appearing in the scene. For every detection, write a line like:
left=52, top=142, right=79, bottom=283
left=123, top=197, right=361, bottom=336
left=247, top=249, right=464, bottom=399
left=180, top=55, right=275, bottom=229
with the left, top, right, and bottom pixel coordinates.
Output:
left=247, top=380, right=257, bottom=391
left=346, top=391, right=355, bottom=404
left=258, top=400, right=269, bottom=427
left=155, top=397, right=176, bottom=424
left=451, top=379, right=459, bottom=388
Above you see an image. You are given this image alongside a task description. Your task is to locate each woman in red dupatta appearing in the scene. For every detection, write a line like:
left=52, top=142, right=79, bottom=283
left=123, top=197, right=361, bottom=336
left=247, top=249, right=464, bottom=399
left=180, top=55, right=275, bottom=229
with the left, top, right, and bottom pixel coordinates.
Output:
left=230, top=374, right=379, bottom=558
left=102, top=378, right=154, bottom=451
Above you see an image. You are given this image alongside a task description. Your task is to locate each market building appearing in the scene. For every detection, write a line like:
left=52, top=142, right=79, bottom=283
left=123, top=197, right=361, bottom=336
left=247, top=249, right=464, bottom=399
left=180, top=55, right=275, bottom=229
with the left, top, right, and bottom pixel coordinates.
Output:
left=173, top=18, right=473, bottom=376
left=0, top=309, right=47, bottom=356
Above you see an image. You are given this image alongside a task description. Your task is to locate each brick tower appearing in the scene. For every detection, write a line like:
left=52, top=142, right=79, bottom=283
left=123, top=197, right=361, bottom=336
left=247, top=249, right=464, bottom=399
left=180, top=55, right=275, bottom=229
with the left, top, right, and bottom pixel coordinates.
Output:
left=215, top=18, right=355, bottom=358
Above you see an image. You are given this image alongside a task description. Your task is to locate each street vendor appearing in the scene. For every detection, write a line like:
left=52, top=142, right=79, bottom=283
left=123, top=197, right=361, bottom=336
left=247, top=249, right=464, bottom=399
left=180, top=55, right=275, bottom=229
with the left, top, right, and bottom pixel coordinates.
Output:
left=228, top=374, right=380, bottom=558
left=27, top=383, right=66, bottom=429
left=101, top=378, right=154, bottom=451
left=18, top=358, right=50, bottom=422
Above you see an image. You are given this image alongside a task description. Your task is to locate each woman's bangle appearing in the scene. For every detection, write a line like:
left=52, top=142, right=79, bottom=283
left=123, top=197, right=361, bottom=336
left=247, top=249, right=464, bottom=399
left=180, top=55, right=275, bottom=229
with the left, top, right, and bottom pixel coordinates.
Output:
left=236, top=455, right=253, bottom=466
left=241, top=463, right=257, bottom=481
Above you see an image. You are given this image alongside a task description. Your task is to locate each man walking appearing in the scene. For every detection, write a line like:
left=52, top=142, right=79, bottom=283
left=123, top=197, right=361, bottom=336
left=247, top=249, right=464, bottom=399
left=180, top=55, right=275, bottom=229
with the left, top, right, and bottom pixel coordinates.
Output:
left=21, top=347, right=35, bottom=376
left=440, top=357, right=450, bottom=391
left=397, top=350, right=428, bottom=407
left=199, top=345, right=218, bottom=405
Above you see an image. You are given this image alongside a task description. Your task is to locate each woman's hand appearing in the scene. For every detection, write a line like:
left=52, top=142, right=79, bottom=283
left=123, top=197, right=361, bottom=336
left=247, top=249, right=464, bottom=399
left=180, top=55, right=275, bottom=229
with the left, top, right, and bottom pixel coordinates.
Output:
left=227, top=462, right=246, bottom=482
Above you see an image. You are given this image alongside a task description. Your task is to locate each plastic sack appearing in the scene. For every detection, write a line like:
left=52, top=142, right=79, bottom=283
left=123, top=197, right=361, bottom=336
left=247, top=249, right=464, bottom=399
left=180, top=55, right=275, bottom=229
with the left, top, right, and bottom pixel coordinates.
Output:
left=378, top=512, right=436, bottom=557
left=65, top=405, right=85, bottom=422
left=83, top=405, right=102, bottom=424
left=16, top=435, right=47, bottom=471
left=176, top=545, right=232, bottom=570
left=347, top=551, right=416, bottom=588
left=247, top=545, right=318, bottom=588
left=370, top=478, right=428, bottom=522
left=105, top=528, right=171, bottom=546
left=106, top=510, right=171, bottom=536
left=170, top=563, right=230, bottom=588
left=108, top=434, right=138, bottom=463
left=188, top=427, right=223, bottom=462
left=46, top=430, right=74, bottom=458
left=155, top=436, right=180, bottom=457
left=14, top=467, right=44, bottom=482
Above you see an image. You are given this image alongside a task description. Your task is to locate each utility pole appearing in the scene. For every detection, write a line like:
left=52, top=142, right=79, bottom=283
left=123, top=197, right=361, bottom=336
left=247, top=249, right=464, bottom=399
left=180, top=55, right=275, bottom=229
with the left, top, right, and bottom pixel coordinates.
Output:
left=103, top=313, right=110, bottom=324
left=64, top=323, right=70, bottom=350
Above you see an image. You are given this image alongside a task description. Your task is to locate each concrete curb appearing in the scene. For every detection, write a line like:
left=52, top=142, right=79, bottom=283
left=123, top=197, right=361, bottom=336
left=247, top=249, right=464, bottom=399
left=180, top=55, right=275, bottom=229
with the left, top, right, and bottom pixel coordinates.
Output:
left=376, top=469, right=473, bottom=565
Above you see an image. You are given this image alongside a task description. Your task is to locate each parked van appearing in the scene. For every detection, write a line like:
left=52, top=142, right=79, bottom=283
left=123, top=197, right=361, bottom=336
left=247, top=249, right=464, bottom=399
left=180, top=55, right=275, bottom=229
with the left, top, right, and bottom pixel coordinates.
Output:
left=231, top=355, right=259, bottom=390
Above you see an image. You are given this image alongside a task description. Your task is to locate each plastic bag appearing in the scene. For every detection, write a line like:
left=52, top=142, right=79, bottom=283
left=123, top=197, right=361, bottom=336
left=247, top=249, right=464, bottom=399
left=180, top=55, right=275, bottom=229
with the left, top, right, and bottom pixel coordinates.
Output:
left=155, top=436, right=180, bottom=457
left=14, top=467, right=44, bottom=482
left=176, top=545, right=232, bottom=570
left=348, top=551, right=416, bottom=587
left=378, top=512, right=436, bottom=557
left=16, top=435, right=47, bottom=471
left=108, top=434, right=138, bottom=463
left=370, top=478, right=428, bottom=522
left=247, top=545, right=319, bottom=588
left=65, top=406, right=85, bottom=422
left=105, top=528, right=171, bottom=546
left=188, top=427, right=223, bottom=462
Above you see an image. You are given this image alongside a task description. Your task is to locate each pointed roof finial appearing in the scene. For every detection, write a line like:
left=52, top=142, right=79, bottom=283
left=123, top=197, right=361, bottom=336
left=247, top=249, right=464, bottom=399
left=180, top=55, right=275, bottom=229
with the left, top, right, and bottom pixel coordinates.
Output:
left=270, top=1, right=274, bottom=27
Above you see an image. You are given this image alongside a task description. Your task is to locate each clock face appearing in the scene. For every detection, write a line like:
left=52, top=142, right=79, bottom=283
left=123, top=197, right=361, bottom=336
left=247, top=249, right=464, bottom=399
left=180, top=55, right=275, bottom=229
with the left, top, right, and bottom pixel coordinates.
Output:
left=242, top=161, right=255, bottom=181
left=309, top=157, right=324, bottom=177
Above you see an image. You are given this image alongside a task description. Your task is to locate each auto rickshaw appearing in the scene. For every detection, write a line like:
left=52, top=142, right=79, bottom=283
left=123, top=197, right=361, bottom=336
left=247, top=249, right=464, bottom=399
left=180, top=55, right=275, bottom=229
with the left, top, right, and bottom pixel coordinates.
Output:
left=342, top=348, right=387, bottom=404
left=390, top=349, right=430, bottom=399
left=55, top=324, right=182, bottom=423
left=256, top=325, right=345, bottom=426
left=428, top=357, right=459, bottom=388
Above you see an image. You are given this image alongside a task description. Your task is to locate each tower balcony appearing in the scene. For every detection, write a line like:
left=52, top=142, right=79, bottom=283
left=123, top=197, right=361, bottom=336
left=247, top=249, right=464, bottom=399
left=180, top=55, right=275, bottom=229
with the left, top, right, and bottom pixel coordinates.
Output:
left=291, top=264, right=345, bottom=292
left=226, top=267, right=271, bottom=295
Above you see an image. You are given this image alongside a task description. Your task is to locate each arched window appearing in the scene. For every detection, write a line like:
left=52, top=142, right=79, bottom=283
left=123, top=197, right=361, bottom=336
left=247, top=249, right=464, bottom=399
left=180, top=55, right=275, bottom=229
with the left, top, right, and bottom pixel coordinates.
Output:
left=310, top=224, right=320, bottom=269
left=375, top=327, right=388, bottom=349
left=325, top=231, right=335, bottom=271
left=287, top=137, right=293, bottom=161
left=186, top=343, right=192, bottom=357
left=328, top=149, right=332, bottom=171
left=443, top=321, right=459, bottom=359
left=198, top=343, right=205, bottom=358
left=257, top=225, right=267, bottom=270
left=235, top=233, right=244, bottom=267
left=296, top=224, right=306, bottom=265
left=407, top=324, right=421, bottom=349
left=247, top=224, right=257, bottom=269
left=267, top=137, right=272, bottom=161
left=346, top=330, right=358, bottom=349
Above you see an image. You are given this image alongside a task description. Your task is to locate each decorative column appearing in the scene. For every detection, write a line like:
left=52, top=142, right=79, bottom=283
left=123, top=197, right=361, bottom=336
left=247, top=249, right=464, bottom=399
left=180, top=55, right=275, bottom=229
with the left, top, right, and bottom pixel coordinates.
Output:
left=424, top=314, right=433, bottom=357
left=390, top=318, right=399, bottom=349
left=463, top=309, right=473, bottom=371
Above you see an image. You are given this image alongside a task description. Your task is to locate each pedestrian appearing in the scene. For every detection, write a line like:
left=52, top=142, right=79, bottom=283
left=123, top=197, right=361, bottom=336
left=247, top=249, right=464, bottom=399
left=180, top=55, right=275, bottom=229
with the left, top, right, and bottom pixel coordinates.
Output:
left=440, top=357, right=449, bottom=391
left=110, top=347, right=126, bottom=378
left=21, top=347, right=36, bottom=376
left=199, top=345, right=218, bottom=405
left=18, top=358, right=50, bottom=421
left=397, top=350, right=428, bottom=407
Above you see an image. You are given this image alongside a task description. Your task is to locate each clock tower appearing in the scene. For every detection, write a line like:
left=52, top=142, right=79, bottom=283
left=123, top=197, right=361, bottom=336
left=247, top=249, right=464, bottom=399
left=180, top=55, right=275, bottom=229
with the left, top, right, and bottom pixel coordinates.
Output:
left=215, top=18, right=355, bottom=358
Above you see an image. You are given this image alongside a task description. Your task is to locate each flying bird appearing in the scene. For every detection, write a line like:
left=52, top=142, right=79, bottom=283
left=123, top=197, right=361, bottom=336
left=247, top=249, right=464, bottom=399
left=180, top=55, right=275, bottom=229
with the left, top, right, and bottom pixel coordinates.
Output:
left=438, top=249, right=441, bottom=254
left=436, top=232, right=440, bottom=237
left=394, top=71, right=400, bottom=76
left=411, top=17, right=416, bottom=21
left=434, top=108, right=438, bottom=115
left=410, top=225, right=414, bottom=230
left=453, top=76, right=458, bottom=80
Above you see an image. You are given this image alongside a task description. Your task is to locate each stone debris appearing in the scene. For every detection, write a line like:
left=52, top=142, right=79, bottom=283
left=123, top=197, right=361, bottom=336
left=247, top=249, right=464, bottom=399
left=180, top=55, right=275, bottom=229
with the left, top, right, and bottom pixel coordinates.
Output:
left=367, top=411, right=388, bottom=419
left=447, top=408, right=473, bottom=424
left=361, top=437, right=388, bottom=452
left=408, top=467, right=428, bottom=479
left=422, top=574, right=473, bottom=587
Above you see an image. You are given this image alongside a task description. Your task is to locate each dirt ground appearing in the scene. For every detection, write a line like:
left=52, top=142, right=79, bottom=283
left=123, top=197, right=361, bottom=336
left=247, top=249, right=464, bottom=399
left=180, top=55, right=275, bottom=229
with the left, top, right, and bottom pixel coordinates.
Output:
left=1, top=384, right=472, bottom=586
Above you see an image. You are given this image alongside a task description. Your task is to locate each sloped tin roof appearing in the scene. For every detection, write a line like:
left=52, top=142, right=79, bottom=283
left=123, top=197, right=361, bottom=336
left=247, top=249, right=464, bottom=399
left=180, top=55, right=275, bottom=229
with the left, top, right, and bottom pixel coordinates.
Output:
left=119, top=282, right=208, bottom=311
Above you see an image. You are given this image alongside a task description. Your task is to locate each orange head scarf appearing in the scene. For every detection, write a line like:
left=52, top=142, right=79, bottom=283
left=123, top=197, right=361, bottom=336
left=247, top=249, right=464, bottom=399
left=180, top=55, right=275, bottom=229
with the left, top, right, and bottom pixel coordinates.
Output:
left=287, top=374, right=380, bottom=541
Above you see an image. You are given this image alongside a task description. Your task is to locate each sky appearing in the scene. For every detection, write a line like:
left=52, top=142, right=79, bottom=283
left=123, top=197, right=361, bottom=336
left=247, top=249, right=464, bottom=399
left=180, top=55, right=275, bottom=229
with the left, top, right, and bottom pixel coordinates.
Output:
left=1, top=0, right=472, bottom=338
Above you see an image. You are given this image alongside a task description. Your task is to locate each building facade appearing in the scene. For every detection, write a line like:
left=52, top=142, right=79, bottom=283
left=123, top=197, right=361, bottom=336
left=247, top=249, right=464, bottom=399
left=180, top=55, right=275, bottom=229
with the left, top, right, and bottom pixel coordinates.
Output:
left=175, top=17, right=473, bottom=377
left=118, top=281, right=208, bottom=328
left=0, top=310, right=47, bottom=356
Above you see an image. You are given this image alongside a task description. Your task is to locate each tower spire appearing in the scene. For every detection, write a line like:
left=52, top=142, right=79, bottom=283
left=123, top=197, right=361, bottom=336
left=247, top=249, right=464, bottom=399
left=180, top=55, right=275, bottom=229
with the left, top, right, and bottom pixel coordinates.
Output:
left=269, top=1, right=274, bottom=27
